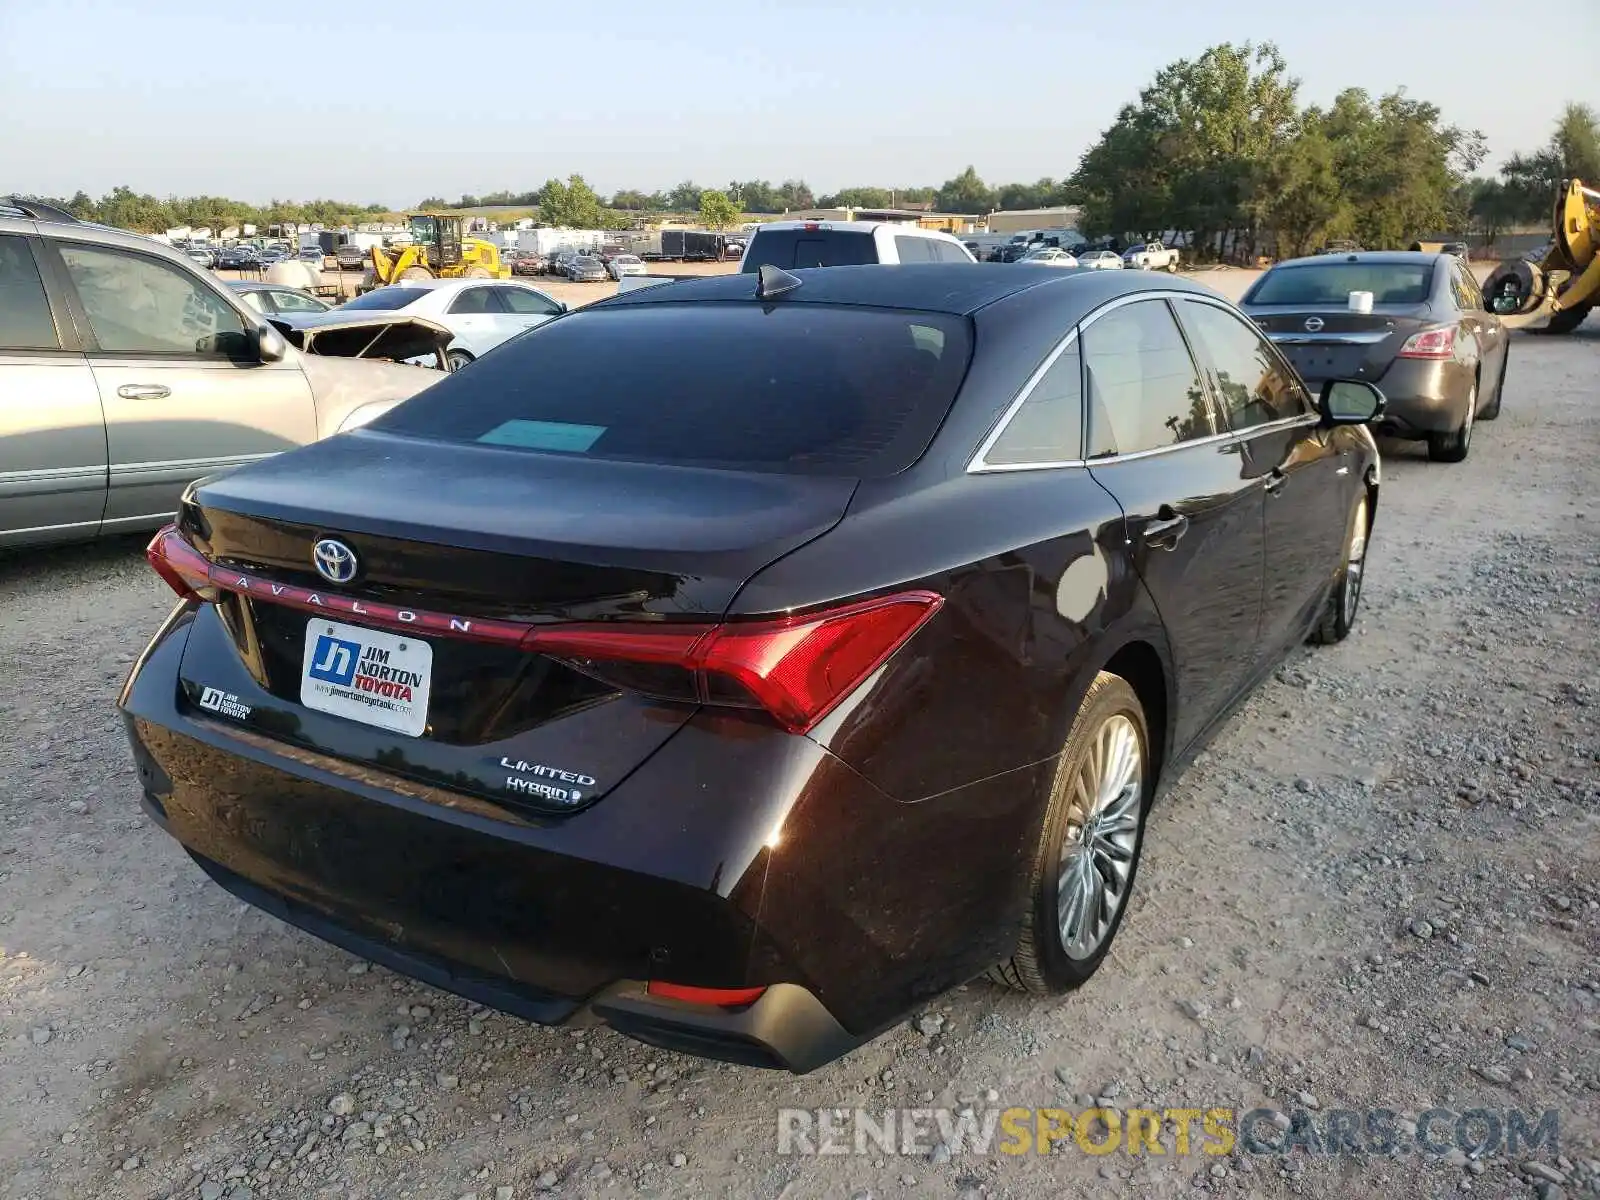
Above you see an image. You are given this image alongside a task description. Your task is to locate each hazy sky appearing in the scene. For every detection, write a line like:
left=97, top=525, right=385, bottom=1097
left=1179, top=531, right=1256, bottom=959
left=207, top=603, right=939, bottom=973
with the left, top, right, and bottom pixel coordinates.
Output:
left=3, top=0, right=1594, bottom=207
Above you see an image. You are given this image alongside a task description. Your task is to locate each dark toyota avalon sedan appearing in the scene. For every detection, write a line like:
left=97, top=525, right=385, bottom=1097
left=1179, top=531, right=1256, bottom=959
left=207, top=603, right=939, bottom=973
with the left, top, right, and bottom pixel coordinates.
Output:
left=121, top=264, right=1384, bottom=1073
left=1240, top=251, right=1507, bottom=463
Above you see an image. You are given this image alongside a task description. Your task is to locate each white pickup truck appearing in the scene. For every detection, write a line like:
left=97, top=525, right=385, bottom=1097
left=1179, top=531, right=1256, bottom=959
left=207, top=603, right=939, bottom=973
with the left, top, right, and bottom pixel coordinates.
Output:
left=1122, top=242, right=1180, bottom=272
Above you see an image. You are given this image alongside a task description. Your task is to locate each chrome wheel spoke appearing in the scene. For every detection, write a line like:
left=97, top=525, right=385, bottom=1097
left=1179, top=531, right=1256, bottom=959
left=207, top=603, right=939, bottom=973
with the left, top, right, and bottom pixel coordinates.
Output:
left=1056, top=711, right=1146, bottom=961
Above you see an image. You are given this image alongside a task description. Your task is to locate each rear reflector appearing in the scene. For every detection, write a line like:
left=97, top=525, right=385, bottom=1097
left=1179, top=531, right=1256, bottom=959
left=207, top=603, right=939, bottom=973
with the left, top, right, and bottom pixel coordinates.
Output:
left=647, top=982, right=767, bottom=1008
left=1397, top=326, right=1457, bottom=359
left=146, top=524, right=942, bottom=734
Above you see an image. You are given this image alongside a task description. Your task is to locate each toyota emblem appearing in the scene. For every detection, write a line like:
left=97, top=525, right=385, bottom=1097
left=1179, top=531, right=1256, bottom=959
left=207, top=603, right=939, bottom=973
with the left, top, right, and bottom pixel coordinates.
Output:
left=312, top=538, right=359, bottom=585
left=1303, top=316, right=1325, bottom=333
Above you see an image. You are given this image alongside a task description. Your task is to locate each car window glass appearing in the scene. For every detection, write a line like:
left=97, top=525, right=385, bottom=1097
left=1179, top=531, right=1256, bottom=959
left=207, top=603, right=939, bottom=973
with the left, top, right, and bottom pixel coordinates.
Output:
left=238, top=290, right=268, bottom=314
left=1449, top=263, right=1481, bottom=310
left=448, top=287, right=499, bottom=315
left=934, top=241, right=969, bottom=262
left=58, top=243, right=248, bottom=356
left=500, top=288, right=561, bottom=316
left=1082, top=300, right=1211, bottom=457
left=270, top=289, right=325, bottom=313
left=894, top=236, right=933, bottom=263
left=0, top=235, right=62, bottom=350
left=985, top=340, right=1083, bottom=465
left=1177, top=300, right=1309, bottom=429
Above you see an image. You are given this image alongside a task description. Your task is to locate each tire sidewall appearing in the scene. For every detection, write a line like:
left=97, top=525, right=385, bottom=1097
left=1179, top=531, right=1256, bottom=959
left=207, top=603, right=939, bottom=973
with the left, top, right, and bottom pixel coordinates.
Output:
left=1026, top=675, right=1152, bottom=988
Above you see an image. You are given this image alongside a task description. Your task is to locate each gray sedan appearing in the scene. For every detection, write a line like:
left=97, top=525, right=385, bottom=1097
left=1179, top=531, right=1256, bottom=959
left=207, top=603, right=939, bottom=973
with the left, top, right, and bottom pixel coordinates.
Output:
left=1240, top=252, right=1508, bottom=463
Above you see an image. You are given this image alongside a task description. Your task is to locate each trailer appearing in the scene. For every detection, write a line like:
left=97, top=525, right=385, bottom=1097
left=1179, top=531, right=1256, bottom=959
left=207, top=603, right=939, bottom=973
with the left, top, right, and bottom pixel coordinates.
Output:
left=654, top=229, right=728, bottom=262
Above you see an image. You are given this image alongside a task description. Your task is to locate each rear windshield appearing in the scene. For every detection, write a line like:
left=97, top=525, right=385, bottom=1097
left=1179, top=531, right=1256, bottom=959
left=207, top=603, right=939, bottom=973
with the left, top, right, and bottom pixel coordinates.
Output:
left=1249, top=262, right=1434, bottom=306
left=372, top=303, right=973, bottom=477
left=740, top=230, right=876, bottom=271
left=339, top=287, right=424, bottom=311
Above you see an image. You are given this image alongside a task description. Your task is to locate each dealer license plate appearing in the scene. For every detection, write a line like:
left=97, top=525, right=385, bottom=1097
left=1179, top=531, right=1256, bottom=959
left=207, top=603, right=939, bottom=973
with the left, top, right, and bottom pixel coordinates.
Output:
left=300, top=618, right=433, bottom=737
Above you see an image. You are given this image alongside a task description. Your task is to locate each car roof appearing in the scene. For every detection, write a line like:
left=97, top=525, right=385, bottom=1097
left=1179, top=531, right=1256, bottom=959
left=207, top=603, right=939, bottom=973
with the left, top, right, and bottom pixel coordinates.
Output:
left=1270, top=250, right=1445, bottom=269
left=594, top=262, right=1219, bottom=317
left=380, top=277, right=537, bottom=294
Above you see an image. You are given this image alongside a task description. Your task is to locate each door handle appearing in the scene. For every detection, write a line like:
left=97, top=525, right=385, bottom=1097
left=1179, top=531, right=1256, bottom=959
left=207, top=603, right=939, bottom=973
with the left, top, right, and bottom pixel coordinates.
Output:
left=1263, top=470, right=1287, bottom=496
left=1143, top=509, right=1189, bottom=550
left=116, top=384, right=171, bottom=400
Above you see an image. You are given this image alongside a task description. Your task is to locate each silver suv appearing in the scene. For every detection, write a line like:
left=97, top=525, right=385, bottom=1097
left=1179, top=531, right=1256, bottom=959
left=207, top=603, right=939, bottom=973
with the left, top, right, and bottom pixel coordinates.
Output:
left=0, top=198, right=442, bottom=549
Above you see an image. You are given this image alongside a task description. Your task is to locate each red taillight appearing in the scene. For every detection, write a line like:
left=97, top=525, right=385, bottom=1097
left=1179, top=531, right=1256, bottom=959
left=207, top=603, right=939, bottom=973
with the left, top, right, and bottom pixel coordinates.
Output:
left=646, top=982, right=767, bottom=1008
left=1397, top=326, right=1457, bottom=359
left=145, top=522, right=941, bottom=735
left=146, top=524, right=215, bottom=601
left=542, top=592, right=943, bottom=734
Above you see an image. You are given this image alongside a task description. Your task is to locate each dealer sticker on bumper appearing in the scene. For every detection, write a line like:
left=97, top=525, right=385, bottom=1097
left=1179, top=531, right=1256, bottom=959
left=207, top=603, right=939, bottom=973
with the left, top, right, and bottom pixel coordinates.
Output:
left=300, top=619, right=433, bottom=737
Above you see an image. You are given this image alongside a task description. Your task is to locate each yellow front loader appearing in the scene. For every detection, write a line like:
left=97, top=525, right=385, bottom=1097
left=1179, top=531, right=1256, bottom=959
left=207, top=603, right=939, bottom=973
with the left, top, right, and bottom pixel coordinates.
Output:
left=1482, top=178, right=1600, bottom=333
left=362, top=215, right=510, bottom=291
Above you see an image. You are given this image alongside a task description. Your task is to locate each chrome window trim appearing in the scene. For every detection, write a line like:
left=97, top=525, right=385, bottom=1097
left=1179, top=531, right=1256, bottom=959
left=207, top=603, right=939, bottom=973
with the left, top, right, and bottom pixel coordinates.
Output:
left=968, top=290, right=1320, bottom=475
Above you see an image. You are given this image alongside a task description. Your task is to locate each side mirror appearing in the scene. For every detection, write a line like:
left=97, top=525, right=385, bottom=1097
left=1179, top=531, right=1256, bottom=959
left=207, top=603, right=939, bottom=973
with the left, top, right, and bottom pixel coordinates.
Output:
left=257, top=324, right=288, bottom=363
left=1318, top=378, right=1384, bottom=425
left=557, top=302, right=568, bottom=314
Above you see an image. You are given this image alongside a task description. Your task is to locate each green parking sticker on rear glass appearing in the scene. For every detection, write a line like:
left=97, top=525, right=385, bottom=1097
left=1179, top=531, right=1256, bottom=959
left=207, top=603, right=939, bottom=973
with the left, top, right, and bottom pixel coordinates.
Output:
left=478, top=420, right=606, bottom=453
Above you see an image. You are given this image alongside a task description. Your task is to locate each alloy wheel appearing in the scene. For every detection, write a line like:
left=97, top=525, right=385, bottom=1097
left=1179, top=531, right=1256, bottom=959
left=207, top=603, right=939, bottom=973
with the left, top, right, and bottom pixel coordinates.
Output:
left=1057, top=714, right=1144, bottom=960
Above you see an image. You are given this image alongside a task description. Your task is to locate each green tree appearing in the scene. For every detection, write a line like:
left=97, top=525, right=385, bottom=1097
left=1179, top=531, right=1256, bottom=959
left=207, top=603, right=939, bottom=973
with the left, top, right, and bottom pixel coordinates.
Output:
left=775, top=179, right=815, bottom=210
left=937, top=166, right=993, bottom=214
left=666, top=180, right=703, bottom=212
left=726, top=180, right=779, bottom=211
left=1552, top=102, right=1600, bottom=182
left=699, top=189, right=740, bottom=229
left=610, top=189, right=652, bottom=210
left=562, top=174, right=603, bottom=228
left=416, top=196, right=450, bottom=210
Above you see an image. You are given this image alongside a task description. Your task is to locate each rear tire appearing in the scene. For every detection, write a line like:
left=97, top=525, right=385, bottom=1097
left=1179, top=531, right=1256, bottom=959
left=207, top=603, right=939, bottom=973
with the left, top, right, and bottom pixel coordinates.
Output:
left=1479, top=350, right=1507, bottom=421
left=1427, top=380, right=1476, bottom=463
left=399, top=266, right=433, bottom=281
left=464, top=266, right=493, bottom=279
left=989, top=673, right=1151, bottom=994
left=1309, top=492, right=1371, bottom=645
left=446, top=349, right=474, bottom=372
left=1542, top=302, right=1593, bottom=335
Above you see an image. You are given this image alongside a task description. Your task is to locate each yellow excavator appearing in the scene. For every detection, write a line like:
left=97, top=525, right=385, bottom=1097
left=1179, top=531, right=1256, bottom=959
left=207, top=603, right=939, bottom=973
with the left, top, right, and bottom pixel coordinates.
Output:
left=1482, top=178, right=1599, bottom=333
left=361, top=214, right=510, bottom=291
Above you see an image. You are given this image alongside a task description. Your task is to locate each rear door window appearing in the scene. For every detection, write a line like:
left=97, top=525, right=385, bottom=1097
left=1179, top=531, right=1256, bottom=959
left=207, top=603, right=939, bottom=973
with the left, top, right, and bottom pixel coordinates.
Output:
left=0, top=235, right=61, bottom=351
left=374, top=303, right=973, bottom=477
left=743, top=230, right=876, bottom=270
left=1082, top=300, right=1213, bottom=457
left=983, top=340, right=1083, bottom=465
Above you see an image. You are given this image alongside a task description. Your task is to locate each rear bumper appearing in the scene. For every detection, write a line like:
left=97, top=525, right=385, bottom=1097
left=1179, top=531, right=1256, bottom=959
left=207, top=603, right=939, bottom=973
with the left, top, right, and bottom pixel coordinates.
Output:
left=118, top=606, right=1026, bottom=1072
left=1304, top=358, right=1472, bottom=437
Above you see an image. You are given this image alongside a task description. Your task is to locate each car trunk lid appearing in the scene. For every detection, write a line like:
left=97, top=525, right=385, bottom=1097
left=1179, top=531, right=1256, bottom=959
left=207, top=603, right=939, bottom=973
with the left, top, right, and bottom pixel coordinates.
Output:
left=1251, top=306, right=1430, bottom=384
left=173, top=430, right=857, bottom=815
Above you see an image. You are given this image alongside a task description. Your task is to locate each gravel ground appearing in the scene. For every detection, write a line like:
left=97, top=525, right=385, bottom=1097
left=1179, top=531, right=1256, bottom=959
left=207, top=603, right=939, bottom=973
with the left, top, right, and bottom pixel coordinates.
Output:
left=1, top=315, right=1596, bottom=1200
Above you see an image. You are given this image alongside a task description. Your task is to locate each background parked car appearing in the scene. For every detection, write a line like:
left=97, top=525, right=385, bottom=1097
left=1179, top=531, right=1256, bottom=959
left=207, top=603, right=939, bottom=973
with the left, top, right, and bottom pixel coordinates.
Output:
left=1077, top=249, right=1125, bottom=270
left=216, top=245, right=257, bottom=270
left=335, top=243, right=367, bottom=272
left=0, top=202, right=442, bottom=548
left=184, top=246, right=216, bottom=269
left=739, top=221, right=975, bottom=270
left=567, top=255, right=609, bottom=282
left=1240, top=250, right=1507, bottom=462
left=607, top=253, right=646, bottom=280
left=1123, top=242, right=1180, bottom=272
left=1019, top=247, right=1078, bottom=268
left=316, top=278, right=568, bottom=371
left=229, top=280, right=333, bottom=316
